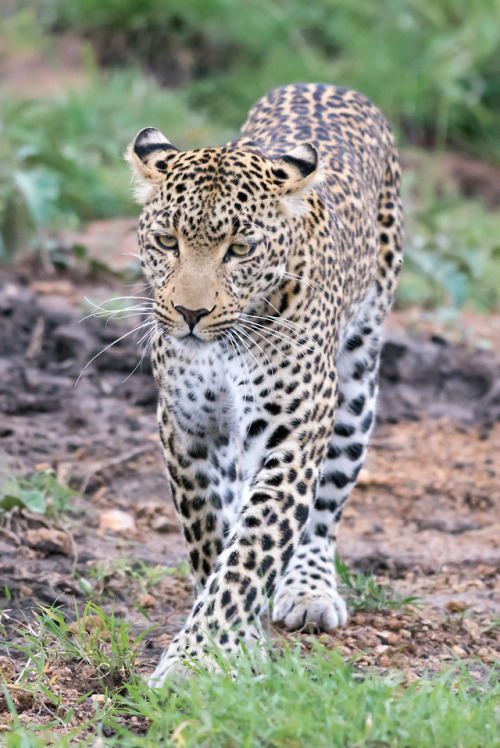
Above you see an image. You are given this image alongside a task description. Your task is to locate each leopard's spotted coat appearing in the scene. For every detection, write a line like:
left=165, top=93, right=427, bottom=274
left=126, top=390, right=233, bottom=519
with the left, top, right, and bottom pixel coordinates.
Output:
left=126, top=83, right=403, bottom=685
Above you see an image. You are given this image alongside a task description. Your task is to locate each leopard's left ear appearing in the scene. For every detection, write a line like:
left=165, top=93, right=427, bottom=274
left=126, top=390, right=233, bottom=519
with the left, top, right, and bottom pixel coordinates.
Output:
left=271, top=143, right=320, bottom=196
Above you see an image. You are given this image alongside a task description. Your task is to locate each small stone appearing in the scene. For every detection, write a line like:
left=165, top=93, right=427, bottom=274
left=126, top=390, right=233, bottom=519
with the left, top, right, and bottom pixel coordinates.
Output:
left=31, top=280, right=75, bottom=296
left=387, top=617, right=403, bottom=631
left=403, top=669, right=419, bottom=687
left=356, top=633, right=379, bottom=649
left=151, top=515, right=178, bottom=533
left=136, top=501, right=164, bottom=519
left=446, top=600, right=469, bottom=613
left=0, top=656, right=16, bottom=680
left=138, top=593, right=156, bottom=609
left=451, top=645, right=467, bottom=658
left=155, top=633, right=172, bottom=648
left=98, top=509, right=136, bottom=534
left=25, top=528, right=71, bottom=555
left=477, top=647, right=493, bottom=663
left=462, top=619, right=480, bottom=639
left=378, top=629, right=399, bottom=645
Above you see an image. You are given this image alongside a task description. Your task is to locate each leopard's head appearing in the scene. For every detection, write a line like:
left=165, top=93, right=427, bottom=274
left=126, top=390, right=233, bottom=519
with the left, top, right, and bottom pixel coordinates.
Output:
left=126, top=127, right=319, bottom=343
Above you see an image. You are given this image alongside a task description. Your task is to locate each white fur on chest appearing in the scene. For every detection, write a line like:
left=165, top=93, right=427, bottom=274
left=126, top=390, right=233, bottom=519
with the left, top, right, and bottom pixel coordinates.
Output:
left=164, top=340, right=257, bottom=438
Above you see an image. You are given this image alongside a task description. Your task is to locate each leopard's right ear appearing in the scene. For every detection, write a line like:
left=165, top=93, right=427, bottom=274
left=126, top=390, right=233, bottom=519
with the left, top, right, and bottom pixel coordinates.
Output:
left=125, top=127, right=178, bottom=201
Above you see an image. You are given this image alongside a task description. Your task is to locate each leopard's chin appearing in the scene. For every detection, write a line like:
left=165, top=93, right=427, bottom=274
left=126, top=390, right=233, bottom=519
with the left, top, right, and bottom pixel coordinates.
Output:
left=176, top=333, right=210, bottom=347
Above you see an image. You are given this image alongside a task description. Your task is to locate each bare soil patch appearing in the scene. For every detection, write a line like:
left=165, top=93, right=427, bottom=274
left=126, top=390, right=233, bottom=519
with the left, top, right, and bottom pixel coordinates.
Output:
left=0, top=267, right=499, bottom=731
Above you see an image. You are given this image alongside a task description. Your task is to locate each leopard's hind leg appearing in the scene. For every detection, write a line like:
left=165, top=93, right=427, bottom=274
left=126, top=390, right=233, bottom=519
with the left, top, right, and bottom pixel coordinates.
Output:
left=273, top=153, right=403, bottom=631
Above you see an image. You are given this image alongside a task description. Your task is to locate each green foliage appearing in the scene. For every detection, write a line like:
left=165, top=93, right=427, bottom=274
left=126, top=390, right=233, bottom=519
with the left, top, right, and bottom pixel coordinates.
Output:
left=39, top=0, right=500, bottom=158
left=3, top=2, right=500, bottom=313
left=335, top=557, right=422, bottom=612
left=110, top=654, right=500, bottom=747
left=0, top=68, right=222, bottom=257
left=400, top=172, right=500, bottom=311
left=2, top=597, right=499, bottom=746
left=0, top=468, right=75, bottom=516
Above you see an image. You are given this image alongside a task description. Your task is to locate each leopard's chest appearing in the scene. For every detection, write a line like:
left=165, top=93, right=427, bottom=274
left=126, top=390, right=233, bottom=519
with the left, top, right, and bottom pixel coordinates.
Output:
left=160, top=342, right=258, bottom=438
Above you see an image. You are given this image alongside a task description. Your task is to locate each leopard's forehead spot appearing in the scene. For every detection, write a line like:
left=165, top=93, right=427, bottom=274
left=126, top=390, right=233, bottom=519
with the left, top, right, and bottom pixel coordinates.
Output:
left=150, top=147, right=276, bottom=245
left=164, top=147, right=271, bottom=192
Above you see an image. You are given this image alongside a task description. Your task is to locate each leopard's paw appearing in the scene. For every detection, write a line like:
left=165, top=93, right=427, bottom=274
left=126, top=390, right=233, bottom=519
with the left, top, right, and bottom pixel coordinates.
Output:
left=147, top=637, right=199, bottom=689
left=272, top=585, right=348, bottom=632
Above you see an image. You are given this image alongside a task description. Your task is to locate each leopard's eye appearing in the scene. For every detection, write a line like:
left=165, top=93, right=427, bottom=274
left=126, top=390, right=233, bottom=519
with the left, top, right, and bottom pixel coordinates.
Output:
left=225, top=243, right=255, bottom=260
left=156, top=234, right=178, bottom=250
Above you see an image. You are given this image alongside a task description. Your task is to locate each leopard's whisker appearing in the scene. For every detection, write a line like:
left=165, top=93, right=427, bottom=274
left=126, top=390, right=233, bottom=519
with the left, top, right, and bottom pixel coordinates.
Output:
left=235, top=323, right=273, bottom=368
left=82, top=295, right=153, bottom=308
left=76, top=319, right=155, bottom=386
left=262, top=296, right=310, bottom=328
left=230, top=329, right=256, bottom=393
left=239, top=319, right=299, bottom=347
left=241, top=312, right=305, bottom=336
left=235, top=323, right=279, bottom=364
left=282, top=271, right=324, bottom=292
left=247, top=314, right=304, bottom=335
left=81, top=304, right=153, bottom=323
left=121, top=323, right=162, bottom=384
left=239, top=320, right=310, bottom=353
left=239, top=321, right=308, bottom=359
left=226, top=331, right=252, bottom=406
left=232, top=327, right=268, bottom=379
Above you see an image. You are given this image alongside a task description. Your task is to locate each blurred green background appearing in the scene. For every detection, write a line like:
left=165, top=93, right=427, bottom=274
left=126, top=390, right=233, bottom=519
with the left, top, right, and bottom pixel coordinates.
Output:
left=1, top=0, right=500, bottom=311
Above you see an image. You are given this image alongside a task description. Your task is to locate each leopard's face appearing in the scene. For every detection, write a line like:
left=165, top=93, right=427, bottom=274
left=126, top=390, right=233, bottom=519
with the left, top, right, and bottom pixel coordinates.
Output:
left=127, top=129, right=318, bottom=343
left=138, top=153, right=289, bottom=343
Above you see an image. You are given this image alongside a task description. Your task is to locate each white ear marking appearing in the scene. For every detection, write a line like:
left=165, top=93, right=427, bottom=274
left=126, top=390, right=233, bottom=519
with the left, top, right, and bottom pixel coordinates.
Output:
left=271, top=142, right=320, bottom=198
left=125, top=127, right=179, bottom=202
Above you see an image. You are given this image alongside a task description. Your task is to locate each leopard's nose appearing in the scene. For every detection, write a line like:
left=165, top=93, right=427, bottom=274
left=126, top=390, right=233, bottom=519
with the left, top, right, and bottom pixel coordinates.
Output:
left=173, top=305, right=211, bottom=332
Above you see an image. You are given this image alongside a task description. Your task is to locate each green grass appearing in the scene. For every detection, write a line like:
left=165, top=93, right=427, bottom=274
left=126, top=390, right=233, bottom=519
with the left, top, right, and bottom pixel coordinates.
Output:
left=398, top=154, right=500, bottom=311
left=2, top=626, right=499, bottom=747
left=2, top=598, right=499, bottom=746
left=400, top=176, right=500, bottom=311
left=86, top=557, right=191, bottom=599
left=2, top=601, right=152, bottom=690
left=335, top=557, right=422, bottom=613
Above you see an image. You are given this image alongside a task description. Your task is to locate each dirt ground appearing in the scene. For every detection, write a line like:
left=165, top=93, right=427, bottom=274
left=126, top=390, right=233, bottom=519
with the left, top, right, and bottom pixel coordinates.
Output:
left=0, top=260, right=499, bottom=729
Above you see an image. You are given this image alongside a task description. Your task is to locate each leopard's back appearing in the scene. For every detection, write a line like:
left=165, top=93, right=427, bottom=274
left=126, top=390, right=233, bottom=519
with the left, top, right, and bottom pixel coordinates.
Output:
left=240, top=83, right=403, bottom=319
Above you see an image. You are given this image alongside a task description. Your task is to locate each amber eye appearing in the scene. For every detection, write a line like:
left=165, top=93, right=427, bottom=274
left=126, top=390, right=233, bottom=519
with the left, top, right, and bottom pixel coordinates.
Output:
left=225, top=243, right=255, bottom=260
left=155, top=234, right=178, bottom=250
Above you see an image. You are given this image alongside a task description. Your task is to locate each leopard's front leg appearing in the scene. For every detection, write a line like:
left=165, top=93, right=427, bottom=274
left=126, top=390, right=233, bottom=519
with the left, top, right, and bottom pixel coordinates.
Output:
left=157, top=395, right=239, bottom=590
left=150, top=365, right=337, bottom=686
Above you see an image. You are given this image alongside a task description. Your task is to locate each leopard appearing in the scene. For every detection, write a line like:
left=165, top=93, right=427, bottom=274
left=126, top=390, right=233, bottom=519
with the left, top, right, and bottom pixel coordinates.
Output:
left=125, top=83, right=403, bottom=686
